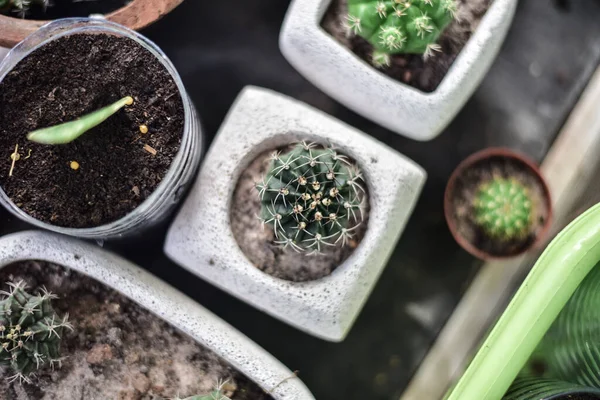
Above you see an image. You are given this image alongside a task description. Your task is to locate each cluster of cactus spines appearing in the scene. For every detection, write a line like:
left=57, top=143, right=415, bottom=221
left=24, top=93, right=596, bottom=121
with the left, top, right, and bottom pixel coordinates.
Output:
left=346, top=0, right=458, bottom=67
left=172, top=380, right=231, bottom=400
left=256, top=142, right=366, bottom=255
left=473, top=177, right=533, bottom=241
left=0, top=281, right=72, bottom=383
left=0, top=0, right=49, bottom=16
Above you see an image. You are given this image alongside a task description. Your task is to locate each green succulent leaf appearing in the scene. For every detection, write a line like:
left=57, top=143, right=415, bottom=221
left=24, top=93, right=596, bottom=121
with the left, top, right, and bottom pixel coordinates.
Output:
left=446, top=203, right=600, bottom=399
left=27, top=96, right=133, bottom=145
left=503, top=376, right=600, bottom=400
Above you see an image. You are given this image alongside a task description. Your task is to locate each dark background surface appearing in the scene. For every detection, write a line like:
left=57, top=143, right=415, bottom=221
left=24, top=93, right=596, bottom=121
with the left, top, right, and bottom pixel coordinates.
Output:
left=2, top=0, right=600, bottom=399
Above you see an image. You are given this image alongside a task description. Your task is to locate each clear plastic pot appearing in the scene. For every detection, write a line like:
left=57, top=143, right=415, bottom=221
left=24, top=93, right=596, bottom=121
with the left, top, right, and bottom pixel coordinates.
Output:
left=0, top=18, right=203, bottom=240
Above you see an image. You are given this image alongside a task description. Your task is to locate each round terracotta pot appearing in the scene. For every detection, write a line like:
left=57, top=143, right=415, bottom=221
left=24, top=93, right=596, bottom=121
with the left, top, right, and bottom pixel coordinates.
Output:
left=444, top=147, right=553, bottom=260
left=0, top=0, right=184, bottom=48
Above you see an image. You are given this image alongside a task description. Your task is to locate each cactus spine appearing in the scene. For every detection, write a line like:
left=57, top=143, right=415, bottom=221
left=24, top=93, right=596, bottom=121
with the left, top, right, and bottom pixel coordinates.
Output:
left=0, top=281, right=72, bottom=383
left=1, top=0, right=49, bottom=16
left=256, top=142, right=366, bottom=254
left=346, top=0, right=457, bottom=66
left=473, top=177, right=533, bottom=240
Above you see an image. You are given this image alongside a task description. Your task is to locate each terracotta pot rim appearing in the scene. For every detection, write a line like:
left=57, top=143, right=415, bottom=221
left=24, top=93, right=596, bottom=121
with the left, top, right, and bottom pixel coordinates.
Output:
left=0, top=0, right=183, bottom=48
left=443, top=147, right=554, bottom=261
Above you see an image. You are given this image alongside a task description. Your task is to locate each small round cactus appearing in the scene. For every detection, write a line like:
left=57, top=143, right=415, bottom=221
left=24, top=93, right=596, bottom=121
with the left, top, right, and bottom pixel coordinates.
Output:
left=0, top=281, right=72, bottom=383
left=346, top=0, right=458, bottom=66
left=256, top=142, right=366, bottom=255
left=473, top=177, right=533, bottom=240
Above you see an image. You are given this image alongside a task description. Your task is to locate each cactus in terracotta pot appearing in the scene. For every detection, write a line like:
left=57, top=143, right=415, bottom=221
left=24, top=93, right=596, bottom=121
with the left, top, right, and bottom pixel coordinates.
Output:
left=346, top=0, right=457, bottom=66
left=473, top=177, right=533, bottom=240
left=0, top=281, right=72, bottom=383
left=256, top=141, right=366, bottom=255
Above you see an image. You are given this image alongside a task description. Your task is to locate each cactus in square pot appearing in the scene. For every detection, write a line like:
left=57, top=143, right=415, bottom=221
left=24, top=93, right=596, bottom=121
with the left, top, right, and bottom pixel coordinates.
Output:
left=0, top=280, right=71, bottom=384
left=346, top=0, right=457, bottom=66
left=256, top=142, right=366, bottom=254
left=446, top=202, right=600, bottom=400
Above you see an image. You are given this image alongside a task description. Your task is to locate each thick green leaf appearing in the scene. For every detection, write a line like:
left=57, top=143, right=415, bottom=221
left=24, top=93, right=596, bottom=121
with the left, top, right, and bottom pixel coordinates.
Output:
left=447, top=203, right=600, bottom=400
left=504, top=376, right=600, bottom=400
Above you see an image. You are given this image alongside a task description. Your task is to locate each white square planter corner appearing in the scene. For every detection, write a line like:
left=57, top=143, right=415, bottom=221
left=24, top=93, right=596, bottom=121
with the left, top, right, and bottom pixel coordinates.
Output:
left=279, top=0, right=518, bottom=141
left=0, top=231, right=314, bottom=400
left=165, top=86, right=426, bottom=341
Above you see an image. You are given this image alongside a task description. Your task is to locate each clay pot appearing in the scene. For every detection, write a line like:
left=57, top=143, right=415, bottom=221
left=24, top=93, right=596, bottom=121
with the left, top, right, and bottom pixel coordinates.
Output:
left=444, top=148, right=553, bottom=260
left=0, top=0, right=184, bottom=48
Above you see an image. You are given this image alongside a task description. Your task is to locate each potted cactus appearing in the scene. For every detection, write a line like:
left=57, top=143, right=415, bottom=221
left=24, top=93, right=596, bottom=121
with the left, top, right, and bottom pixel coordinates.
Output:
left=0, top=230, right=315, bottom=399
left=165, top=86, right=426, bottom=341
left=447, top=202, right=600, bottom=400
left=0, top=0, right=184, bottom=48
left=444, top=148, right=553, bottom=260
left=0, top=18, right=203, bottom=240
left=279, top=0, right=518, bottom=140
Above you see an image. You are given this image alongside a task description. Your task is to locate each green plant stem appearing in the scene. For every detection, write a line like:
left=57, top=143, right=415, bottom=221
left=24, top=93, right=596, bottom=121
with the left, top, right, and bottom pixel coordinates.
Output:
left=27, top=96, right=133, bottom=145
left=447, top=202, right=600, bottom=400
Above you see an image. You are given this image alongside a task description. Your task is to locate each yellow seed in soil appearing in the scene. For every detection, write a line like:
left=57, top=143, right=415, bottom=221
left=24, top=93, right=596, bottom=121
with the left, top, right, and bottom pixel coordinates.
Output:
left=139, top=125, right=149, bottom=134
left=10, top=152, right=20, bottom=161
left=70, top=161, right=80, bottom=170
left=124, top=96, right=134, bottom=106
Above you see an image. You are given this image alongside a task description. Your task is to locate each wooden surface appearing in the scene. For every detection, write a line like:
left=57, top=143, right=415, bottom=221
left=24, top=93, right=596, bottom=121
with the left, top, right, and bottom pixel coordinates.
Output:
left=1, top=1, right=600, bottom=399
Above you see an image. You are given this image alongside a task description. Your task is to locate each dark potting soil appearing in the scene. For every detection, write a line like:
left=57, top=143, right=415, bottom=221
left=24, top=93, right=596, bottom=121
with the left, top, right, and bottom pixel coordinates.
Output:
left=0, top=33, right=184, bottom=228
left=322, top=0, right=493, bottom=93
left=0, top=261, right=273, bottom=400
left=230, top=145, right=370, bottom=282
left=447, top=155, right=550, bottom=258
left=1, top=0, right=128, bottom=19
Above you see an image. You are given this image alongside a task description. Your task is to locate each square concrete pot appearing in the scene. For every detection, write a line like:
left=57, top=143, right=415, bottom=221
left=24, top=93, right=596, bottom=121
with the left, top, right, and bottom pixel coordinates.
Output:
left=0, top=230, right=314, bottom=400
left=165, top=86, right=426, bottom=341
left=279, top=0, right=518, bottom=141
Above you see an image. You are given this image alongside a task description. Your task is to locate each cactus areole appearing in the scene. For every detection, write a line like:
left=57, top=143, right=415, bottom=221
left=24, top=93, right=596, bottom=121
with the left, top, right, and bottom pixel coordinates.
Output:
left=0, top=281, right=72, bottom=382
left=256, top=142, right=366, bottom=255
left=347, top=0, right=457, bottom=66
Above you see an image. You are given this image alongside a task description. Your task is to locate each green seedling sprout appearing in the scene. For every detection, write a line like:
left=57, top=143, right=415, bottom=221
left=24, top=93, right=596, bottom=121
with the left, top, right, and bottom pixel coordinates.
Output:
left=27, top=96, right=134, bottom=145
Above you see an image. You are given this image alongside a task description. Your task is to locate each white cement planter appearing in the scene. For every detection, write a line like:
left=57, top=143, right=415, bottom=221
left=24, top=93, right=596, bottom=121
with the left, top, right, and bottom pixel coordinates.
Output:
left=0, top=230, right=314, bottom=400
left=279, top=0, right=518, bottom=141
left=165, top=86, right=426, bottom=341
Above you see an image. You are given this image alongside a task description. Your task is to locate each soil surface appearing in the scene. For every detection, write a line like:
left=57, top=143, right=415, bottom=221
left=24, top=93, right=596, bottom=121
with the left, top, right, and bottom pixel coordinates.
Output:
left=1, top=0, right=128, bottom=19
left=447, top=155, right=550, bottom=258
left=322, top=0, right=493, bottom=92
left=230, top=145, right=369, bottom=282
left=0, top=33, right=184, bottom=228
left=0, top=261, right=272, bottom=400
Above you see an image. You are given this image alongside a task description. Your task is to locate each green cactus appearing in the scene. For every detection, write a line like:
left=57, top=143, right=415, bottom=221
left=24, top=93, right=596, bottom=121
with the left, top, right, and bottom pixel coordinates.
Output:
left=175, top=392, right=230, bottom=400
left=256, top=142, right=366, bottom=255
left=346, top=0, right=457, bottom=67
left=473, top=177, right=533, bottom=240
left=0, top=281, right=72, bottom=383
left=1, top=0, right=49, bottom=15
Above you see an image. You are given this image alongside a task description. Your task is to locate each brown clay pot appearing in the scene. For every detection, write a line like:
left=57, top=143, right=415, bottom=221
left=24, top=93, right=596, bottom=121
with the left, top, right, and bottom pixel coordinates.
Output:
left=0, top=0, right=184, bottom=48
left=444, top=147, right=553, bottom=260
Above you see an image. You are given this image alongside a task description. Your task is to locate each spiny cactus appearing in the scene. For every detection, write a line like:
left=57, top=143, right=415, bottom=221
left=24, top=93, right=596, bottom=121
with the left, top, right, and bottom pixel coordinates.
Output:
left=256, top=142, right=366, bottom=255
left=346, top=0, right=457, bottom=67
left=0, top=281, right=72, bottom=383
left=0, top=0, right=49, bottom=16
left=473, top=177, right=533, bottom=240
